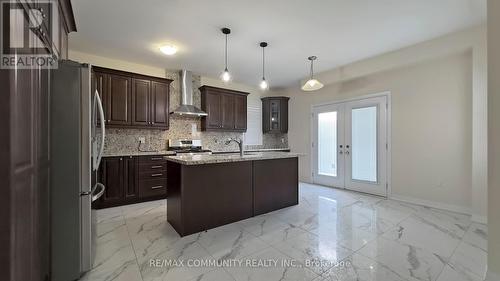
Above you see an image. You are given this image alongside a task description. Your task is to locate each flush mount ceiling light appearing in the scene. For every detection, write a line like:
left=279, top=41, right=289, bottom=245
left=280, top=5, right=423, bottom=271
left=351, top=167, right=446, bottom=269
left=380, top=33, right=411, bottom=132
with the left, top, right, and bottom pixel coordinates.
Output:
left=259, top=42, right=269, bottom=90
left=301, top=56, right=324, bottom=92
left=159, top=44, right=177, bottom=55
left=220, top=27, right=232, bottom=83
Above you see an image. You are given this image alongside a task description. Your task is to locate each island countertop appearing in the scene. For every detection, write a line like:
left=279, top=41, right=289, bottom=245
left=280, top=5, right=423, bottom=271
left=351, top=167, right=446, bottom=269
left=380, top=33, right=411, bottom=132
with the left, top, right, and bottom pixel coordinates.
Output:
left=164, top=151, right=301, bottom=165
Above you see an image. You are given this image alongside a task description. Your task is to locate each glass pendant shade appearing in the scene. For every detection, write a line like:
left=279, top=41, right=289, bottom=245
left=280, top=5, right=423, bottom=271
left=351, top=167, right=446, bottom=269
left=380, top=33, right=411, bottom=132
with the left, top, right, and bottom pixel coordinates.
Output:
left=220, top=68, right=231, bottom=82
left=260, top=78, right=269, bottom=90
left=301, top=56, right=324, bottom=92
left=301, top=78, right=324, bottom=91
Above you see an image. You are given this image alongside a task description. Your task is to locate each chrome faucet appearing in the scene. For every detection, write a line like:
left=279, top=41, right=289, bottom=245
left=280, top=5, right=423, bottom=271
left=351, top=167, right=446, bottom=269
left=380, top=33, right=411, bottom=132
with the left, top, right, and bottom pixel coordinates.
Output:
left=225, top=138, right=244, bottom=156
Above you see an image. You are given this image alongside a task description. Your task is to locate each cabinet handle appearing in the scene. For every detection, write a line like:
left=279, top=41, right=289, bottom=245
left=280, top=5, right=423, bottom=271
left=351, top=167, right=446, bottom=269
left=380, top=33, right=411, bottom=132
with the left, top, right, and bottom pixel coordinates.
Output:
left=119, top=158, right=123, bottom=161
left=151, top=165, right=162, bottom=169
left=151, top=173, right=163, bottom=177
left=151, top=185, right=163, bottom=190
left=151, top=157, right=163, bottom=161
left=152, top=122, right=155, bottom=125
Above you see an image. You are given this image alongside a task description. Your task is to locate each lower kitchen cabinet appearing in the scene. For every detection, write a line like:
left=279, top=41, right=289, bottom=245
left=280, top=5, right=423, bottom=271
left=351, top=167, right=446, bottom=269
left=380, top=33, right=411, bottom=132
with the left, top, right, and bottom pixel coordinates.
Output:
left=95, top=155, right=167, bottom=209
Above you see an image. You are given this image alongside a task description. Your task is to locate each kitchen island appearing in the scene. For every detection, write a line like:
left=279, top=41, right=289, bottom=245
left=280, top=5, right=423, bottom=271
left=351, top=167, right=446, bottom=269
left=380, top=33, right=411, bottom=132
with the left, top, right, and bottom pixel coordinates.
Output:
left=165, top=152, right=299, bottom=236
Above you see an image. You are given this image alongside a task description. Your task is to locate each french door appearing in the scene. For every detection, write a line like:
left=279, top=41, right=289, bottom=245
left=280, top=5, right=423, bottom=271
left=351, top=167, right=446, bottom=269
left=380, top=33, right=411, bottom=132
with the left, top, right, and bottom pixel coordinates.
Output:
left=312, top=96, right=388, bottom=196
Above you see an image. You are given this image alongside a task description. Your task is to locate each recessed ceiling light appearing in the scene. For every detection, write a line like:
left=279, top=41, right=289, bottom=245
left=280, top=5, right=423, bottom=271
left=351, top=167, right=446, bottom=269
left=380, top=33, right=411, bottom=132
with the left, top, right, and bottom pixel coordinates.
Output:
left=159, top=45, right=177, bottom=55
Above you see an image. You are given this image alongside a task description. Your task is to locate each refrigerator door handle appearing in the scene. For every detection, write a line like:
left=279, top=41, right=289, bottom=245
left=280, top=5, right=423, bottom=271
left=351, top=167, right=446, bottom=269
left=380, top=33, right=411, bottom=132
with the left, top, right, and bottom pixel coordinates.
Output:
left=91, top=183, right=106, bottom=202
left=94, top=90, right=106, bottom=170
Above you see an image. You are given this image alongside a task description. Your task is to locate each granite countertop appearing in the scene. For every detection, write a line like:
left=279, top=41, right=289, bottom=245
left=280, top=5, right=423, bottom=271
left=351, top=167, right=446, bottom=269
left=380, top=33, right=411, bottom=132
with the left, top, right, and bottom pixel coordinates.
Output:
left=212, top=148, right=290, bottom=154
left=103, top=151, right=176, bottom=157
left=164, top=152, right=301, bottom=165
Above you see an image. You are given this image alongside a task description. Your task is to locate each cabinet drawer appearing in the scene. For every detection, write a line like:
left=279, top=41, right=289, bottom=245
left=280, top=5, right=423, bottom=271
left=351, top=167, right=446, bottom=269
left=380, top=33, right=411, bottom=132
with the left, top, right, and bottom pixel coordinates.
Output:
left=139, top=162, right=167, bottom=172
left=139, top=178, right=167, bottom=197
left=139, top=170, right=167, bottom=180
left=138, top=155, right=167, bottom=164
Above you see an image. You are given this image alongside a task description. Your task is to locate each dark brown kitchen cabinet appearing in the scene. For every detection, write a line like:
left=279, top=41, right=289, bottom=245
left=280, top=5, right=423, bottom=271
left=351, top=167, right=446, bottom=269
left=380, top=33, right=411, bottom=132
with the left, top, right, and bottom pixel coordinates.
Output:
left=150, top=81, right=170, bottom=128
left=95, top=155, right=167, bottom=209
left=200, top=86, right=249, bottom=132
left=262, top=97, right=289, bottom=133
left=132, top=78, right=151, bottom=126
left=99, top=157, right=124, bottom=205
left=107, top=74, right=132, bottom=126
left=93, top=67, right=172, bottom=130
left=203, top=91, right=222, bottom=129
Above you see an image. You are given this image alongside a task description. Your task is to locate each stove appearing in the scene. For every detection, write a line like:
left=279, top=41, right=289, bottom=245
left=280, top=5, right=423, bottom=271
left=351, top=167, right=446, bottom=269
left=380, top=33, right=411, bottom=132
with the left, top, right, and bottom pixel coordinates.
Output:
left=168, top=139, right=212, bottom=155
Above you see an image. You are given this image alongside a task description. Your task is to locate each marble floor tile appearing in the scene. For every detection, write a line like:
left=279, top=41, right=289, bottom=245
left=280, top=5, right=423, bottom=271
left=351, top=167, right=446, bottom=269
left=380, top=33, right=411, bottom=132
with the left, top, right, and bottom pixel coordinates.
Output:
left=86, top=221, right=139, bottom=281
left=80, top=259, right=143, bottom=281
left=187, top=268, right=235, bottom=281
left=122, top=200, right=166, bottom=220
left=195, top=223, right=269, bottom=261
left=336, top=205, right=397, bottom=235
left=310, top=224, right=378, bottom=252
left=413, top=207, right=471, bottom=238
left=382, top=214, right=462, bottom=258
left=273, top=232, right=353, bottom=275
left=358, top=237, right=447, bottom=281
left=91, top=183, right=487, bottom=281
left=448, top=241, right=487, bottom=279
left=96, top=205, right=125, bottom=224
left=224, top=247, right=319, bottom=281
left=318, top=253, right=412, bottom=281
left=462, top=223, right=488, bottom=251
left=435, top=265, right=482, bottom=281
left=138, top=238, right=215, bottom=281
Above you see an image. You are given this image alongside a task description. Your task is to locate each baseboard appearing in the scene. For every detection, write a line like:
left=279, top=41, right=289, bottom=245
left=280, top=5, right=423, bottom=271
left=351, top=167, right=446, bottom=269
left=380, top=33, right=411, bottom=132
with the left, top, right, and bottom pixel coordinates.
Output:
left=471, top=214, right=488, bottom=224
left=389, top=194, right=472, bottom=215
left=486, top=271, right=500, bottom=281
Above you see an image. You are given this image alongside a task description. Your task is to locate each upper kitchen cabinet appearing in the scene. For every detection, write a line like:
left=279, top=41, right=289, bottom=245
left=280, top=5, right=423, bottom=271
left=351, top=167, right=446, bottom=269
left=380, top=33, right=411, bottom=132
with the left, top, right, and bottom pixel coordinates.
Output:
left=262, top=97, right=289, bottom=133
left=200, top=86, right=249, bottom=132
left=92, top=67, right=172, bottom=130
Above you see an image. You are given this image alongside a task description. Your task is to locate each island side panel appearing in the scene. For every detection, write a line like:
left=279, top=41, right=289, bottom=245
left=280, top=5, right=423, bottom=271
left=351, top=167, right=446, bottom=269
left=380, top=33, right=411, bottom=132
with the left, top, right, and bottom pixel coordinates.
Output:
left=253, top=157, right=299, bottom=216
left=181, top=161, right=253, bottom=236
left=166, top=161, right=183, bottom=235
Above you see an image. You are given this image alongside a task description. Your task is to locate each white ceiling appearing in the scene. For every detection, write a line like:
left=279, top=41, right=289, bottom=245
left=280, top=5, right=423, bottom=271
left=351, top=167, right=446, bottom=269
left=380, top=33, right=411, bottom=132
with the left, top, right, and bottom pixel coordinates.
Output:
left=69, top=0, right=486, bottom=89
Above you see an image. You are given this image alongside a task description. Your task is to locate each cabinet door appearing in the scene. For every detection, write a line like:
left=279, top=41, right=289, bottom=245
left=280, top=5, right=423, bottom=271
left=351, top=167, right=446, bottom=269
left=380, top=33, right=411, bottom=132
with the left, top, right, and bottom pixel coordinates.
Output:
left=205, top=92, right=222, bottom=129
left=221, top=94, right=235, bottom=129
left=131, top=78, right=150, bottom=126
left=150, top=81, right=170, bottom=129
left=93, top=71, right=108, bottom=125
left=123, top=156, right=138, bottom=199
left=107, top=74, right=131, bottom=126
left=234, top=95, right=247, bottom=131
left=100, top=157, right=124, bottom=204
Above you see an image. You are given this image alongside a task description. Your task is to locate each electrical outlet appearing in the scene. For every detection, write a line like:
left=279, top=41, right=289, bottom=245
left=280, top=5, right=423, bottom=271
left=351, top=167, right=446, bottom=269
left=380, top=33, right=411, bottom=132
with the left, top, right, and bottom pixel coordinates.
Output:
left=139, top=137, right=146, bottom=144
left=281, top=138, right=285, bottom=144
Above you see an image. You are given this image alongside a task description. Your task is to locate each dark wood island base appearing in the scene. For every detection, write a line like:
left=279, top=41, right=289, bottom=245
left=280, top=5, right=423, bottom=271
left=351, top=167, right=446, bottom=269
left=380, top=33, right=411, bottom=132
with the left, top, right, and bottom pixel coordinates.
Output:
left=166, top=157, right=298, bottom=236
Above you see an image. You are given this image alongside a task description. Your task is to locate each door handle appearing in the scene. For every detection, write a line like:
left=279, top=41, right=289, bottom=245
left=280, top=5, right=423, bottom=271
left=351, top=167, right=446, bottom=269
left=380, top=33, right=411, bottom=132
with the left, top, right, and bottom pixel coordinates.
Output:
left=91, top=183, right=106, bottom=202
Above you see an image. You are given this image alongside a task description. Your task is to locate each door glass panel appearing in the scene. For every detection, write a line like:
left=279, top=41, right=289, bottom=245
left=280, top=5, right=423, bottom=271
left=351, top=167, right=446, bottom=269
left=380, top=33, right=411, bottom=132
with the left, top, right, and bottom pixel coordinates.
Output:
left=271, top=101, right=280, bottom=130
left=318, top=112, right=337, bottom=177
left=351, top=106, right=377, bottom=182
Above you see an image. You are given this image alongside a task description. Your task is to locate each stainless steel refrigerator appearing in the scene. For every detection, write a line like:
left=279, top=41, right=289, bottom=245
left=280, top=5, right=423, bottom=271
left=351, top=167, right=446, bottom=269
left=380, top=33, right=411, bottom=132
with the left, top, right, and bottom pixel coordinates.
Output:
left=50, top=60, right=106, bottom=281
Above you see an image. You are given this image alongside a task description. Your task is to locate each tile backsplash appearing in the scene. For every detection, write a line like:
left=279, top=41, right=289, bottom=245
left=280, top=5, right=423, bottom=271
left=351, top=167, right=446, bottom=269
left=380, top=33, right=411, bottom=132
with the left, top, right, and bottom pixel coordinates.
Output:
left=101, top=71, right=288, bottom=154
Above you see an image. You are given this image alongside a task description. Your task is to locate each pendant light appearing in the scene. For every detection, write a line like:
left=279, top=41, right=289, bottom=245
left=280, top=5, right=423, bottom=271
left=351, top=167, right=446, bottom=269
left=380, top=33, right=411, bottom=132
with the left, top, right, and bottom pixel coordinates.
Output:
left=301, top=56, right=324, bottom=91
left=259, top=42, right=269, bottom=90
left=220, top=27, right=232, bottom=82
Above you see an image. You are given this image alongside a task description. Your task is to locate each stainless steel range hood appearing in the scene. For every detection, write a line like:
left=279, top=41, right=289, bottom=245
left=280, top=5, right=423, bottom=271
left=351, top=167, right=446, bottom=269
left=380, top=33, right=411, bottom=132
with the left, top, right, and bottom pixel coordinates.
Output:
left=171, top=70, right=208, bottom=117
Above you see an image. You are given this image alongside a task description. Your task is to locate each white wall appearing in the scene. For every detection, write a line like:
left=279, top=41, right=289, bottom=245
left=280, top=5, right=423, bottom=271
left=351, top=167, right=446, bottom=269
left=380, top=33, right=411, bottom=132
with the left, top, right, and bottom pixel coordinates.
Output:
left=276, top=25, right=487, bottom=218
left=487, top=0, right=500, bottom=279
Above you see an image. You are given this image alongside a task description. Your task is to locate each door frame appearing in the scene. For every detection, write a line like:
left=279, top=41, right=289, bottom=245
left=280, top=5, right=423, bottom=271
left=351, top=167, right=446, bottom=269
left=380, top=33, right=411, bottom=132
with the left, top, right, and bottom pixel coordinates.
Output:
left=310, top=91, right=392, bottom=197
